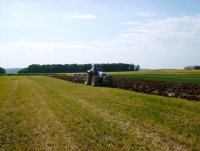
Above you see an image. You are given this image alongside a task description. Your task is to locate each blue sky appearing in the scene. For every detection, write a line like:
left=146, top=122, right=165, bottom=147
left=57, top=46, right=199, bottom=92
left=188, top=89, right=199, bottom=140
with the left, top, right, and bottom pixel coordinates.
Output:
left=0, top=0, right=200, bottom=69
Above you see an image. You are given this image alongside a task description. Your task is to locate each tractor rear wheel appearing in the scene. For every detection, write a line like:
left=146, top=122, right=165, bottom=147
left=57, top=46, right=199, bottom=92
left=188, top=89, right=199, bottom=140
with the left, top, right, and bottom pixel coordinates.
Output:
left=85, top=72, right=91, bottom=85
left=91, top=76, right=99, bottom=86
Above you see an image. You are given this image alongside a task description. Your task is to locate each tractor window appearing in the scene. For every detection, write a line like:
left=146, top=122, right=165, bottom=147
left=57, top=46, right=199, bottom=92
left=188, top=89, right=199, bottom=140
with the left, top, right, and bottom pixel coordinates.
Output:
left=95, top=66, right=103, bottom=71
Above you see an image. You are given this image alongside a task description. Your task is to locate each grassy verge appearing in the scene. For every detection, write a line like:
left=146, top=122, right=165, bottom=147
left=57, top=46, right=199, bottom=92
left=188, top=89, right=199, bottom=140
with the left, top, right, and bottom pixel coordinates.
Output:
left=0, top=76, right=200, bottom=150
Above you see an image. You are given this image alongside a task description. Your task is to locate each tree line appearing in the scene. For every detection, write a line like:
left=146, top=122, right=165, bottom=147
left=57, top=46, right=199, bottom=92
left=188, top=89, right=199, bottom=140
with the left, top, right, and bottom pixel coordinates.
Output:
left=0, top=67, right=5, bottom=74
left=18, top=63, right=140, bottom=73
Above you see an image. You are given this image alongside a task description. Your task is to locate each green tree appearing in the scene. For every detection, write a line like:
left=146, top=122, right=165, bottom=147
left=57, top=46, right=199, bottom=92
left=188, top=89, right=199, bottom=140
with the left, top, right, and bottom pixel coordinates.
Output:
left=27, top=64, right=41, bottom=73
left=0, top=67, right=5, bottom=74
left=136, top=65, right=140, bottom=71
left=17, top=63, right=140, bottom=73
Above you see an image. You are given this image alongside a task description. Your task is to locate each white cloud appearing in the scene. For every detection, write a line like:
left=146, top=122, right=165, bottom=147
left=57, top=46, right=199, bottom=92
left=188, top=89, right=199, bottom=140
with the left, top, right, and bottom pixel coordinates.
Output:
left=0, top=42, right=116, bottom=68
left=7, top=21, right=30, bottom=27
left=121, top=14, right=200, bottom=45
left=125, top=21, right=140, bottom=25
left=0, top=42, right=82, bottom=53
left=135, top=12, right=156, bottom=17
left=1, top=14, right=200, bottom=69
left=11, top=11, right=30, bottom=19
left=70, top=15, right=96, bottom=19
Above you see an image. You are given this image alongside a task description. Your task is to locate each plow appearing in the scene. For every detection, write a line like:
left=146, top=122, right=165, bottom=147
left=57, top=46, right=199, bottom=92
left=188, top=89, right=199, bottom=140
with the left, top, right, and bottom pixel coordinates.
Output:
left=73, top=74, right=85, bottom=83
left=73, top=64, right=113, bottom=87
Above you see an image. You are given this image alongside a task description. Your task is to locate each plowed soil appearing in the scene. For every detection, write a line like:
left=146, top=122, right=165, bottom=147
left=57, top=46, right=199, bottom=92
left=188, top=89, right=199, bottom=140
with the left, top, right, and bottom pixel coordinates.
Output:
left=52, top=76, right=200, bottom=101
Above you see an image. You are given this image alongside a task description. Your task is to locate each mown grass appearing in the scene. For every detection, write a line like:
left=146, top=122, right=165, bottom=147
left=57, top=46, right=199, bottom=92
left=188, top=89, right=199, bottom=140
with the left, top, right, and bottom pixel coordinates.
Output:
left=0, top=77, right=32, bottom=150
left=7, top=73, right=66, bottom=76
left=0, top=76, right=200, bottom=150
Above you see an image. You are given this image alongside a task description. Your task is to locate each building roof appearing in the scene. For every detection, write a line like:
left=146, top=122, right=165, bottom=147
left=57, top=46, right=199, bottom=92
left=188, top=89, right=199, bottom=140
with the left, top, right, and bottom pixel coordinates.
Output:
left=184, top=66, right=200, bottom=69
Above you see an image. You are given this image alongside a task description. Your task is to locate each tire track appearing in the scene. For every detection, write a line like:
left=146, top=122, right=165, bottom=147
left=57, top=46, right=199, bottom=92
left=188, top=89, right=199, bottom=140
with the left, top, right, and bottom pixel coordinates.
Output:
left=0, top=79, right=19, bottom=150
left=24, top=77, right=79, bottom=151
left=75, top=99, right=188, bottom=151
left=40, top=76, right=189, bottom=150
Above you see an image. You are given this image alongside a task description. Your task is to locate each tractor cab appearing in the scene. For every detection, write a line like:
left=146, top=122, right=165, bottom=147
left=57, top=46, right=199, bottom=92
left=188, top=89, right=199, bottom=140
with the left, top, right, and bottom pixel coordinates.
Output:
left=90, top=64, right=104, bottom=76
left=91, top=64, right=103, bottom=71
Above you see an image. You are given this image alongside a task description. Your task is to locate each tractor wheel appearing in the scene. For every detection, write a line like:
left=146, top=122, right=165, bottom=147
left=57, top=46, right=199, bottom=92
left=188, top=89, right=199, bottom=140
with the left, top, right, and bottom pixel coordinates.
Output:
left=91, top=76, right=99, bottom=86
left=85, top=73, right=91, bottom=85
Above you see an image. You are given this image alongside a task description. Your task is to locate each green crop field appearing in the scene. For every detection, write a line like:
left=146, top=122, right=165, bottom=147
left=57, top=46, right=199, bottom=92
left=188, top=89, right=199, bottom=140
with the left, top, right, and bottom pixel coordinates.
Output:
left=109, top=70, right=200, bottom=84
left=0, top=76, right=200, bottom=150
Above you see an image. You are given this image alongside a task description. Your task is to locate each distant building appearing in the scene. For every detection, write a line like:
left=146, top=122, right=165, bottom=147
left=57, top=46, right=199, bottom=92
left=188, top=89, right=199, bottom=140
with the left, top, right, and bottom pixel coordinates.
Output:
left=195, top=66, right=200, bottom=69
left=184, top=66, right=200, bottom=70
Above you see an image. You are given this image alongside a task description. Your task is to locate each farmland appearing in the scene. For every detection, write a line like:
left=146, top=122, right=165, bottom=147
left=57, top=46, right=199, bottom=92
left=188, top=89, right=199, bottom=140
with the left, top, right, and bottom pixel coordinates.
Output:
left=54, top=70, right=200, bottom=101
left=109, top=70, right=200, bottom=84
left=0, top=75, right=200, bottom=150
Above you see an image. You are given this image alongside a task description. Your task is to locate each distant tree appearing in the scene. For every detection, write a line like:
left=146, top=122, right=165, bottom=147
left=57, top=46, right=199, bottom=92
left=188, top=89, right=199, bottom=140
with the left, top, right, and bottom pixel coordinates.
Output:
left=132, top=64, right=135, bottom=71
left=0, top=67, right=5, bottom=74
left=136, top=65, right=140, bottom=71
left=27, top=64, right=41, bottom=73
left=17, top=63, right=140, bottom=73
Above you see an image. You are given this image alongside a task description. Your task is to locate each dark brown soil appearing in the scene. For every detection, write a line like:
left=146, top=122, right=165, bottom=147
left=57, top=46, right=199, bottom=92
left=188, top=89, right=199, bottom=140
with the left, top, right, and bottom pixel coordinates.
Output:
left=113, top=78, right=200, bottom=101
left=52, top=76, right=200, bottom=101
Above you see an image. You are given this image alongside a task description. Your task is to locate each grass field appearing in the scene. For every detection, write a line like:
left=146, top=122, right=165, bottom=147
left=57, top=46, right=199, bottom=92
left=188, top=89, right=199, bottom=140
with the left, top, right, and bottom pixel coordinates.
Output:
left=0, top=76, right=200, bottom=150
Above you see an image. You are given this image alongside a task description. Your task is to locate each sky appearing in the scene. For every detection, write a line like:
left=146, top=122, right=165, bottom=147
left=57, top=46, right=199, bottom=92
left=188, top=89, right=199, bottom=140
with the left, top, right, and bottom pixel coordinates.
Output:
left=0, top=0, right=200, bottom=69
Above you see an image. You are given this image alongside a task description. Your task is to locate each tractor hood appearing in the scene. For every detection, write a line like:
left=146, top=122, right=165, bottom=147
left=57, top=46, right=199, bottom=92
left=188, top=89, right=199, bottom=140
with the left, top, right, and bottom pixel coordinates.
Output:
left=98, top=71, right=106, bottom=77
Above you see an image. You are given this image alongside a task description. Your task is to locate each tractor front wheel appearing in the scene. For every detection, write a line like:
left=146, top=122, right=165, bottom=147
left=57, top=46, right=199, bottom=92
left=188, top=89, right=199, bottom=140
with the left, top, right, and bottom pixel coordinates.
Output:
left=85, top=73, right=91, bottom=85
left=91, top=76, right=99, bottom=86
